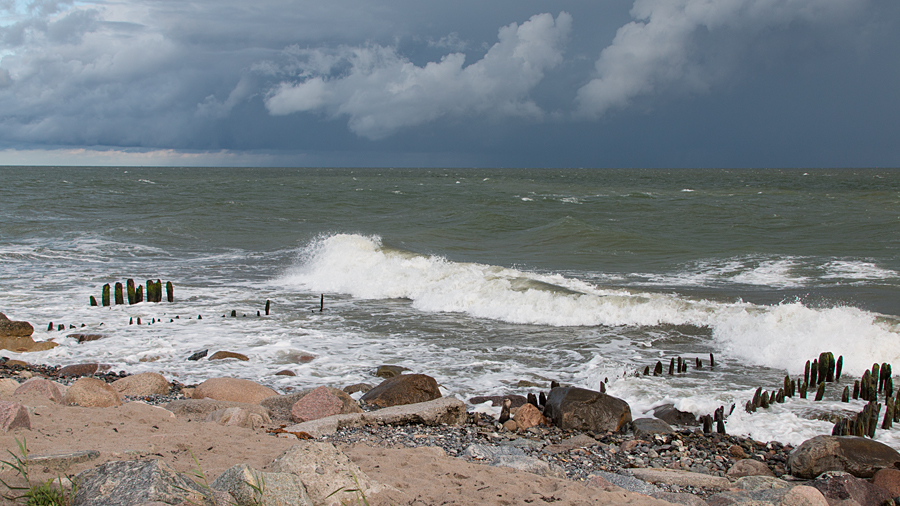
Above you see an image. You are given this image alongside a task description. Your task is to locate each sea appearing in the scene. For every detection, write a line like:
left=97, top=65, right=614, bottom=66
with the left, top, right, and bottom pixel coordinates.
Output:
left=1, top=167, right=899, bottom=447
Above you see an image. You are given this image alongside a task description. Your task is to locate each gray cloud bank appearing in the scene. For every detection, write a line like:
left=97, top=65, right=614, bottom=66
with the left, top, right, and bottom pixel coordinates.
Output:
left=0, top=0, right=897, bottom=166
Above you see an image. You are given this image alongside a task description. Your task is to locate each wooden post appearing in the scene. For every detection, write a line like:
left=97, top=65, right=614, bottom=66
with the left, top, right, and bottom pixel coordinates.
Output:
left=710, top=353, right=715, bottom=367
left=804, top=360, right=810, bottom=385
left=90, top=296, right=97, bottom=307
left=810, top=360, right=818, bottom=387
left=815, top=382, right=825, bottom=401
left=835, top=355, right=843, bottom=382
left=136, top=285, right=143, bottom=303
left=102, top=284, right=110, bottom=306
left=320, top=294, right=324, bottom=312
left=265, top=299, right=271, bottom=316
left=127, top=279, right=135, bottom=304
left=842, top=386, right=850, bottom=402
left=114, top=282, right=124, bottom=305
left=653, top=361, right=663, bottom=376
left=166, top=281, right=174, bottom=303
left=155, top=280, right=162, bottom=302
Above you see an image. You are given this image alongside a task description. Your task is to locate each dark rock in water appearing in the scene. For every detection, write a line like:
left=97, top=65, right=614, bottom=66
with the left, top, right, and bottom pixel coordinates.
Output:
left=58, top=363, right=99, bottom=377
left=375, top=365, right=410, bottom=378
left=542, top=386, right=631, bottom=433
left=788, top=435, right=900, bottom=479
left=343, top=383, right=373, bottom=395
left=274, top=370, right=296, bottom=376
left=208, top=351, right=249, bottom=361
left=68, top=334, right=104, bottom=344
left=809, top=471, right=893, bottom=506
left=360, top=373, right=441, bottom=408
left=652, top=404, right=697, bottom=426
left=187, top=349, right=208, bottom=361
left=632, top=417, right=674, bottom=440
left=74, top=459, right=215, bottom=506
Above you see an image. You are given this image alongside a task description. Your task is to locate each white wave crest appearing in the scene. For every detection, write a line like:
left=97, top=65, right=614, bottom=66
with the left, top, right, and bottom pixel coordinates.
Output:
left=278, top=234, right=900, bottom=376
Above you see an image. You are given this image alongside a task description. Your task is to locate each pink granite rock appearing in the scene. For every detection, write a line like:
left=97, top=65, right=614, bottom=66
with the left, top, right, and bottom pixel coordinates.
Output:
left=0, top=401, right=31, bottom=431
left=63, top=377, right=123, bottom=407
left=194, top=377, right=278, bottom=404
left=13, top=378, right=64, bottom=403
left=291, top=386, right=344, bottom=423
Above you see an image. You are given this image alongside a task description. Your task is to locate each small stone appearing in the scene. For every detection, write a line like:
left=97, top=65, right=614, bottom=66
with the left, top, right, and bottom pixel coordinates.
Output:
left=274, top=369, right=296, bottom=376
left=343, top=383, right=373, bottom=395
left=375, top=365, right=409, bottom=378
left=728, top=459, right=776, bottom=478
left=58, top=363, right=100, bottom=377
left=502, top=419, right=518, bottom=431
left=729, top=444, right=747, bottom=459
left=513, top=402, right=546, bottom=429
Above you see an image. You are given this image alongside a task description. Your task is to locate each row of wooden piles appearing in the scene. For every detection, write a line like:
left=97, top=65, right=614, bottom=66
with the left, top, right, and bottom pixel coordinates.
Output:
left=641, top=353, right=716, bottom=377
left=90, top=280, right=174, bottom=306
left=832, top=362, right=898, bottom=438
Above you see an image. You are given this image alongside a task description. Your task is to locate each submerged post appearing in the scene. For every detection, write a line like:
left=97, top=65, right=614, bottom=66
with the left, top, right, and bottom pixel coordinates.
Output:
left=127, top=279, right=135, bottom=304
left=102, top=284, right=110, bottom=307
left=320, top=294, right=324, bottom=312
left=166, top=281, right=174, bottom=303
left=114, top=282, right=124, bottom=305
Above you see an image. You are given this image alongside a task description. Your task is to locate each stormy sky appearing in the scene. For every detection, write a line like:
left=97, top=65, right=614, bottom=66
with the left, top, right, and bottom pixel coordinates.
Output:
left=0, top=0, right=898, bottom=167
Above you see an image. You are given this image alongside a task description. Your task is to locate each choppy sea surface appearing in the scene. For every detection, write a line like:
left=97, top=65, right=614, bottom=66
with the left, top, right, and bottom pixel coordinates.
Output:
left=1, top=167, right=899, bottom=447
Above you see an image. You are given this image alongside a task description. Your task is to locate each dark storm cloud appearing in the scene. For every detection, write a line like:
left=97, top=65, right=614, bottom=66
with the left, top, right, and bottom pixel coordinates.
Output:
left=0, top=0, right=897, bottom=166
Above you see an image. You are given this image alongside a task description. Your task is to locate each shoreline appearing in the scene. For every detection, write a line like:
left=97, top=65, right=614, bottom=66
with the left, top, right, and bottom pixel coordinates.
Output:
left=0, top=358, right=806, bottom=506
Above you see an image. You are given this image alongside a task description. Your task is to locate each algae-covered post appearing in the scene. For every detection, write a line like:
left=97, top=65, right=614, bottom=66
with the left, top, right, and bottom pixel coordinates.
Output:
left=90, top=296, right=97, bottom=307
left=136, top=285, right=144, bottom=303
left=155, top=280, right=162, bottom=302
left=127, top=279, right=135, bottom=304
left=842, top=386, right=850, bottom=402
left=166, top=281, right=174, bottom=303
left=804, top=360, right=810, bottom=385
left=102, top=283, right=110, bottom=306
left=815, top=381, right=825, bottom=401
left=114, top=282, right=124, bottom=305
left=835, top=355, right=843, bottom=382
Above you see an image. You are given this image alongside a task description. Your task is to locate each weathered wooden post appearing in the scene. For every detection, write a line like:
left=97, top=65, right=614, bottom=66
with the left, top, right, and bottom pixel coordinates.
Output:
left=882, top=398, right=894, bottom=430
left=710, top=353, right=715, bottom=367
left=804, top=360, right=811, bottom=385
left=127, top=279, right=135, bottom=304
left=101, top=284, right=111, bottom=306
left=826, top=352, right=835, bottom=382
left=784, top=375, right=792, bottom=397
left=799, top=381, right=808, bottom=399
left=835, top=355, right=843, bottom=382
left=136, top=285, right=144, bottom=303
left=90, top=296, right=97, bottom=307
left=653, top=361, right=663, bottom=376
left=815, top=382, right=825, bottom=401
left=669, top=358, right=675, bottom=375
left=842, top=386, right=849, bottom=402
left=873, top=364, right=881, bottom=392
left=265, top=300, right=271, bottom=316
left=155, top=280, right=162, bottom=302
left=114, top=282, right=124, bottom=305
left=166, top=281, right=174, bottom=303
left=320, top=294, right=324, bottom=312
left=695, top=357, right=702, bottom=369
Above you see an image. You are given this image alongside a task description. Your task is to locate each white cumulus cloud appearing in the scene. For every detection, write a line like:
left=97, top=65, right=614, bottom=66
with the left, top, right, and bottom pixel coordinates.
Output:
left=576, top=0, right=862, bottom=118
left=264, top=12, right=572, bottom=139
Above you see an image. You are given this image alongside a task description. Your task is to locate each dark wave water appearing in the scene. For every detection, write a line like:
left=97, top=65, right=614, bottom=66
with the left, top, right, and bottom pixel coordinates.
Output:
left=1, top=167, right=899, bottom=446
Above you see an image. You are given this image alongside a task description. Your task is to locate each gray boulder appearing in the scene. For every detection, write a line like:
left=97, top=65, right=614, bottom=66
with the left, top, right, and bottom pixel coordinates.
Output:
left=652, top=404, right=698, bottom=426
left=73, top=459, right=215, bottom=506
left=542, top=386, right=631, bottom=432
left=788, top=435, right=900, bottom=479
left=809, top=471, right=894, bottom=506
left=632, top=417, right=674, bottom=440
left=211, top=464, right=312, bottom=506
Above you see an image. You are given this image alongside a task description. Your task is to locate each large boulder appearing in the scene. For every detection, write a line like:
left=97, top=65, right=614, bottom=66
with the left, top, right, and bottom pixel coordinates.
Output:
left=73, top=459, right=218, bottom=506
left=13, top=378, right=65, bottom=403
left=63, top=377, right=123, bottom=407
left=291, top=386, right=344, bottom=423
left=0, top=312, right=33, bottom=337
left=261, top=387, right=362, bottom=422
left=632, top=417, right=674, bottom=440
left=268, top=442, right=382, bottom=506
left=0, top=313, right=58, bottom=352
left=111, top=372, right=170, bottom=397
left=204, top=407, right=270, bottom=429
left=541, top=386, right=632, bottom=432
left=652, top=404, right=698, bottom=426
left=163, top=399, right=271, bottom=421
left=360, top=374, right=441, bottom=408
left=211, top=464, right=312, bottom=506
left=193, top=377, right=278, bottom=404
left=788, top=435, right=900, bottom=479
